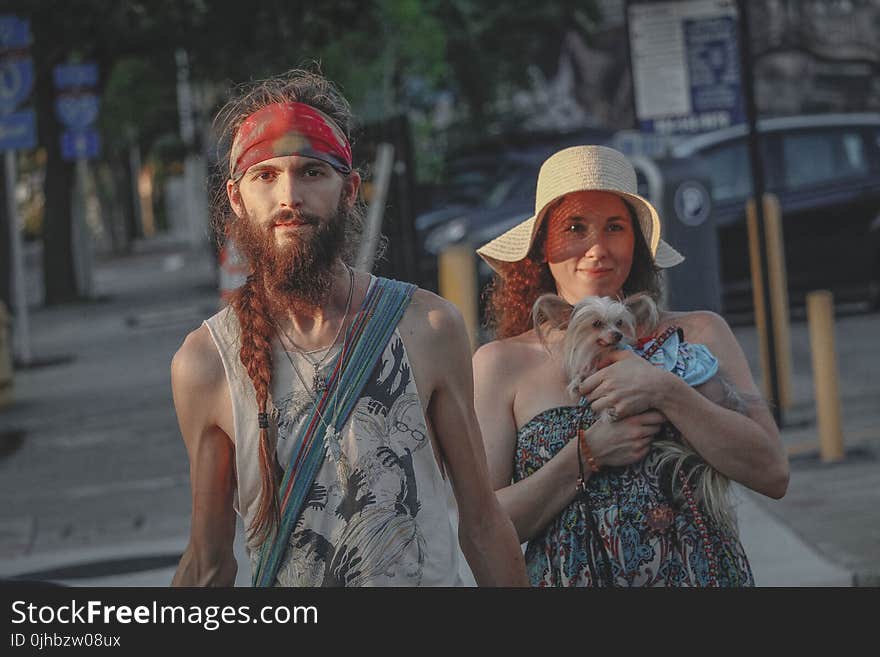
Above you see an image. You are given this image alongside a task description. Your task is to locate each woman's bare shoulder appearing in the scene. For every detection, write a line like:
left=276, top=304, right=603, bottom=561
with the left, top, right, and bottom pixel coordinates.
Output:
left=473, top=330, right=545, bottom=379
left=659, top=309, right=730, bottom=341
left=659, top=309, right=746, bottom=364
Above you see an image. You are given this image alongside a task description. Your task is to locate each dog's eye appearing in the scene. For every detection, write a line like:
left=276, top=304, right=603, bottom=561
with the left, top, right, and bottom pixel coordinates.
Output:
left=592, top=320, right=602, bottom=329
left=615, top=319, right=623, bottom=327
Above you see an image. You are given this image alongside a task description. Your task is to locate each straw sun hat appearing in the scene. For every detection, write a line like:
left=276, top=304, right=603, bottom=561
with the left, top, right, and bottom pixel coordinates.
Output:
left=476, top=145, right=684, bottom=271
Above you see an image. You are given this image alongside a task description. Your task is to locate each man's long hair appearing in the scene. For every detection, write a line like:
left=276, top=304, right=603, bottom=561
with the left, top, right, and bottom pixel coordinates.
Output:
left=212, top=68, right=364, bottom=547
left=483, top=201, right=662, bottom=340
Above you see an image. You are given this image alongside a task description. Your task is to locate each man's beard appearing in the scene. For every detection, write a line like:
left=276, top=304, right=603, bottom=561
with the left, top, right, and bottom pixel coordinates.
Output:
left=230, top=200, right=349, bottom=313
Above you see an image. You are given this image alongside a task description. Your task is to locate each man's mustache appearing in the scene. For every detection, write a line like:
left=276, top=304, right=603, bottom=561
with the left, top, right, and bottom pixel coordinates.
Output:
left=270, top=208, right=319, bottom=226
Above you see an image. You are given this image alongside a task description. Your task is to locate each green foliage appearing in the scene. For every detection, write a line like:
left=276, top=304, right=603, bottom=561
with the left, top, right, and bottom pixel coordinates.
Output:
left=98, top=58, right=179, bottom=157
left=17, top=0, right=601, bottom=192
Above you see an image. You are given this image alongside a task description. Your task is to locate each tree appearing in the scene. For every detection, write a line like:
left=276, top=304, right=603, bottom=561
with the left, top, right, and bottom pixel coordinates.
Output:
left=9, top=0, right=601, bottom=304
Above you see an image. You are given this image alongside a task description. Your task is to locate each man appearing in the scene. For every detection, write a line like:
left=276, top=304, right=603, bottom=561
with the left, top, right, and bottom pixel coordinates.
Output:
left=170, top=69, right=527, bottom=587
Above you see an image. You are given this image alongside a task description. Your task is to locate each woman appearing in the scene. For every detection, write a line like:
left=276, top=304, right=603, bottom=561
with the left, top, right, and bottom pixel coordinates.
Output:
left=473, top=145, right=789, bottom=586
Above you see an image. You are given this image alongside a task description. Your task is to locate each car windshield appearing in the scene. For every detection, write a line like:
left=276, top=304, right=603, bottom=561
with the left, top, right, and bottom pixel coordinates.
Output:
left=485, top=173, right=520, bottom=208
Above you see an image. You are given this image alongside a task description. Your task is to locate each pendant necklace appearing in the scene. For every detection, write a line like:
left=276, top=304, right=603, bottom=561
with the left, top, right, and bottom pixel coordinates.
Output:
left=276, top=264, right=354, bottom=394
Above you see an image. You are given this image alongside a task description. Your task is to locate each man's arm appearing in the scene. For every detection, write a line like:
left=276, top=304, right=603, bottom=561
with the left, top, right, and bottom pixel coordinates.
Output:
left=409, top=292, right=528, bottom=586
left=170, top=326, right=238, bottom=586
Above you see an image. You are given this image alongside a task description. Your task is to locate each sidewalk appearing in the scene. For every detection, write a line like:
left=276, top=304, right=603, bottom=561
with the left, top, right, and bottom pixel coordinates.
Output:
left=0, top=235, right=876, bottom=586
left=731, top=312, right=880, bottom=586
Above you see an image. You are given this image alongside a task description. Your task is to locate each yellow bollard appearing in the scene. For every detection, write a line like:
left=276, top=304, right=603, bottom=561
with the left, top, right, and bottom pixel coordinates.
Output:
left=806, top=290, right=845, bottom=463
left=438, top=244, right=479, bottom=352
left=763, top=194, right=793, bottom=410
left=746, top=198, right=772, bottom=402
left=746, top=194, right=793, bottom=410
left=0, top=301, right=12, bottom=408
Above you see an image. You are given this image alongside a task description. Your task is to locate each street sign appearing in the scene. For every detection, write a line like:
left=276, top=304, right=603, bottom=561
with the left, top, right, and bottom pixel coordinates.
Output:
left=54, top=61, right=100, bottom=160
left=61, top=128, right=100, bottom=160
left=628, top=0, right=744, bottom=136
left=0, top=55, right=34, bottom=114
left=0, top=15, right=32, bottom=51
left=55, top=93, right=100, bottom=129
left=0, top=108, right=36, bottom=151
left=53, top=63, right=98, bottom=90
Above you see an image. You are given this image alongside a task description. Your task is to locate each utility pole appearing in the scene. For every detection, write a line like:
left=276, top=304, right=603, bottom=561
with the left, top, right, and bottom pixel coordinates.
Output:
left=737, top=0, right=782, bottom=426
left=175, top=48, right=207, bottom=251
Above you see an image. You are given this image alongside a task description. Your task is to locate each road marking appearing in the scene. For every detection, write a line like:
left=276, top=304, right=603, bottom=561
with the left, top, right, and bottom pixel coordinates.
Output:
left=66, top=475, right=188, bottom=499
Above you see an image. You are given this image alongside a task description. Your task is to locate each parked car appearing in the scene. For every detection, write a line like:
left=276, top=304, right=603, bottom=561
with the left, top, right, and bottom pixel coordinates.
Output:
left=467, top=114, right=880, bottom=314
left=667, top=113, right=880, bottom=313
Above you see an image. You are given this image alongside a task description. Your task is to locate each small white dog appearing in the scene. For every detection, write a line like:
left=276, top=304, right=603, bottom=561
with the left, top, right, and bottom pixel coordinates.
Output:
left=532, top=292, right=754, bottom=530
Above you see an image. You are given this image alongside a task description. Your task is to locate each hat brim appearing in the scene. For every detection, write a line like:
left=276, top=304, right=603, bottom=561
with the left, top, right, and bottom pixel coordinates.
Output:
left=476, top=189, right=684, bottom=272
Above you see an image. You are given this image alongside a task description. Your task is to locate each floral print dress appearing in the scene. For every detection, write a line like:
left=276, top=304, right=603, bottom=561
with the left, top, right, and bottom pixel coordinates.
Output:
left=515, top=329, right=755, bottom=587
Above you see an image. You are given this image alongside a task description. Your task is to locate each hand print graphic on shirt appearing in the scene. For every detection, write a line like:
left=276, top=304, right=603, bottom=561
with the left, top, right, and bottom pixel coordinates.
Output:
left=335, top=468, right=377, bottom=521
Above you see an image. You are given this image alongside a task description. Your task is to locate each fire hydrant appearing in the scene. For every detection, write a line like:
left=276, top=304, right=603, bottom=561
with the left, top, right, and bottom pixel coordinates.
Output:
left=0, top=301, right=12, bottom=408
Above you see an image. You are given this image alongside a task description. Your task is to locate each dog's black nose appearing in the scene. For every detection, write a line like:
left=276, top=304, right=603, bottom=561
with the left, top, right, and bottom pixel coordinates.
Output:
left=612, top=331, right=623, bottom=343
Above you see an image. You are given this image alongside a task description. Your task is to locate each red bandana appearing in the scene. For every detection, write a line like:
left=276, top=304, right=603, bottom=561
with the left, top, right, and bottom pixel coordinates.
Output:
left=229, top=102, right=352, bottom=181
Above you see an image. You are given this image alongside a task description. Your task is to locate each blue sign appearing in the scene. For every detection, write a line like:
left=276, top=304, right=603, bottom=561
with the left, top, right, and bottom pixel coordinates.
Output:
left=0, top=16, right=32, bottom=51
left=0, top=108, right=36, bottom=151
left=61, top=128, right=101, bottom=160
left=53, top=63, right=99, bottom=90
left=55, top=93, right=100, bottom=129
left=630, top=2, right=744, bottom=137
left=0, top=55, right=34, bottom=115
left=684, top=16, right=744, bottom=124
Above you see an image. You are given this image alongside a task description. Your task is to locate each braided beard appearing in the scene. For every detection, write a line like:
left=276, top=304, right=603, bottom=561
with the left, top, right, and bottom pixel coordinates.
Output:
left=230, top=199, right=348, bottom=314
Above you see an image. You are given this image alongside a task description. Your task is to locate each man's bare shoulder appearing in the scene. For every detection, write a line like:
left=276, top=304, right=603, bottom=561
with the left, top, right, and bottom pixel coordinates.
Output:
left=399, top=287, right=467, bottom=345
left=171, top=324, right=226, bottom=395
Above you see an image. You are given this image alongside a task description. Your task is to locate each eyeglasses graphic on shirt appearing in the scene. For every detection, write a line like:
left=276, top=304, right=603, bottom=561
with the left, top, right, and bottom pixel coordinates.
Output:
left=394, top=419, right=425, bottom=442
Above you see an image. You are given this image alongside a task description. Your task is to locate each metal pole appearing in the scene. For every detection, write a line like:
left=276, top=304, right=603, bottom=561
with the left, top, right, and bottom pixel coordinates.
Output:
left=4, top=151, right=31, bottom=364
left=176, top=48, right=201, bottom=250
left=73, top=157, right=94, bottom=299
left=356, top=143, right=395, bottom=273
left=737, top=0, right=781, bottom=426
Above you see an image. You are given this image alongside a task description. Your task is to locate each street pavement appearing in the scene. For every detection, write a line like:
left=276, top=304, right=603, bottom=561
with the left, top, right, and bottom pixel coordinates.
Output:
left=0, top=234, right=876, bottom=586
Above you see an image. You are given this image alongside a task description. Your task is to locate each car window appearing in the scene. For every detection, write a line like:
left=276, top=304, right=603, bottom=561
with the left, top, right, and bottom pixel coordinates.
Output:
left=782, top=130, right=868, bottom=189
left=484, top=168, right=536, bottom=208
left=485, top=173, right=519, bottom=208
left=700, top=141, right=752, bottom=202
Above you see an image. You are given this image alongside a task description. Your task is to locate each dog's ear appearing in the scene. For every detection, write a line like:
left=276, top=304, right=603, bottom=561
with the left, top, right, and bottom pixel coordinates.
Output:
left=532, top=294, right=573, bottom=347
left=623, top=292, right=659, bottom=335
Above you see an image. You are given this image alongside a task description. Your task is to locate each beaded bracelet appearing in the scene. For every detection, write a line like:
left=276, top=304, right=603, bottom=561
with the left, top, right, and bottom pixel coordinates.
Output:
left=577, top=428, right=600, bottom=473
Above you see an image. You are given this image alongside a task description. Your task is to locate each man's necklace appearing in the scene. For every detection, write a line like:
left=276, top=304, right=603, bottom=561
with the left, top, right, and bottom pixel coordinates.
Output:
left=275, top=265, right=354, bottom=393
left=274, top=322, right=348, bottom=477
left=276, top=337, right=339, bottom=433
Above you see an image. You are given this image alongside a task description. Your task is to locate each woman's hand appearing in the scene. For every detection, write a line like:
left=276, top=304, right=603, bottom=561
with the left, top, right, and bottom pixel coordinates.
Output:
left=584, top=410, right=666, bottom=468
left=579, top=349, right=674, bottom=420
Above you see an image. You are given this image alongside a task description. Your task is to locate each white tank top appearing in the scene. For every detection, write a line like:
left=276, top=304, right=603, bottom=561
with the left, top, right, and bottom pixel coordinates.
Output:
left=204, top=284, right=472, bottom=586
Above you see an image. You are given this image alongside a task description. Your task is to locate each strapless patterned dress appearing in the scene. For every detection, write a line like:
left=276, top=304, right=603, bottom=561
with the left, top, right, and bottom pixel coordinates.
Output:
left=515, top=329, right=755, bottom=587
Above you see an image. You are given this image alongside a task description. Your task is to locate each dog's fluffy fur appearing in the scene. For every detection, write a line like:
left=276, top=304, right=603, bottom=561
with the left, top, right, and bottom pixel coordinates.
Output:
left=532, top=292, right=758, bottom=531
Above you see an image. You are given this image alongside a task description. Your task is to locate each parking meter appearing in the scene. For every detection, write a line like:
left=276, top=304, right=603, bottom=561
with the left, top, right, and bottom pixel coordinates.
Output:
left=633, top=155, right=722, bottom=314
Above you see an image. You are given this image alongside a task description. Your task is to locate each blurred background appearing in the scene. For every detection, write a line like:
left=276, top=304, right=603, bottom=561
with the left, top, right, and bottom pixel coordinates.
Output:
left=0, top=0, right=878, bottom=586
